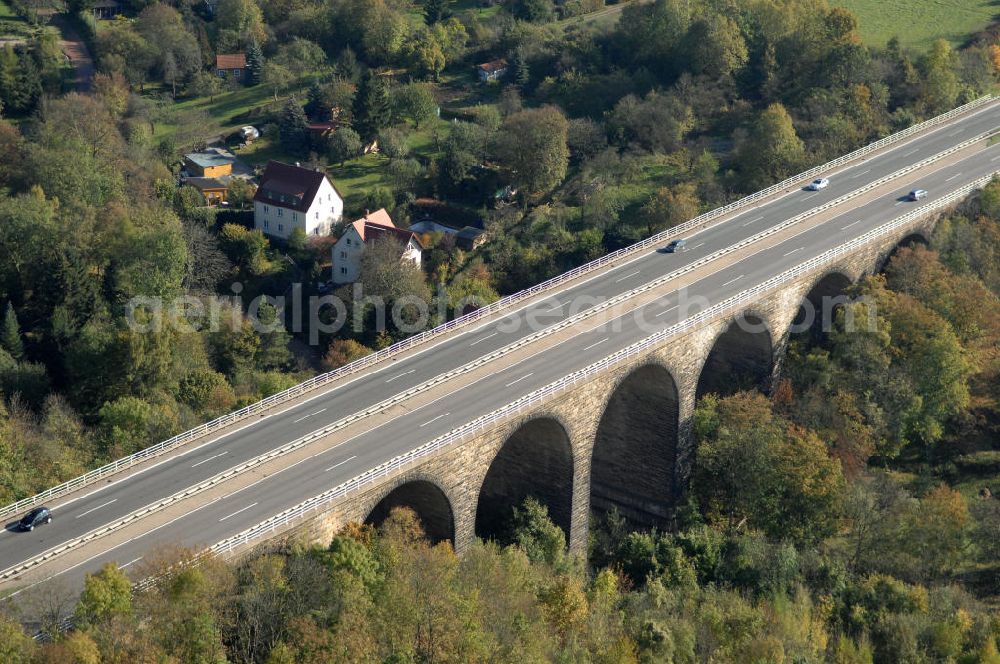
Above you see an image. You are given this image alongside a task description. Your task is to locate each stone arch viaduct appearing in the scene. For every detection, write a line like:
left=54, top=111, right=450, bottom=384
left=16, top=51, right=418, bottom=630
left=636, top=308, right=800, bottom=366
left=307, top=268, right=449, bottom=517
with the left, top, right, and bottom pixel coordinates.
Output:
left=302, top=219, right=936, bottom=556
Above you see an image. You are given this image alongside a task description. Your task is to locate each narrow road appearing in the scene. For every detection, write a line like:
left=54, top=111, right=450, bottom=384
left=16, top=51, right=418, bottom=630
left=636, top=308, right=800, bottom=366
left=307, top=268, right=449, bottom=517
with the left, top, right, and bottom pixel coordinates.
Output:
left=50, top=14, right=93, bottom=93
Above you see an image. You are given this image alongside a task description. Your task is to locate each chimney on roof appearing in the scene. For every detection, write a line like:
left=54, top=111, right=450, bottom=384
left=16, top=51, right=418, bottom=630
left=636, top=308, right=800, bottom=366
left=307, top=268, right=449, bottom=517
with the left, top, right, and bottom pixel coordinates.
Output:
left=364, top=209, right=370, bottom=219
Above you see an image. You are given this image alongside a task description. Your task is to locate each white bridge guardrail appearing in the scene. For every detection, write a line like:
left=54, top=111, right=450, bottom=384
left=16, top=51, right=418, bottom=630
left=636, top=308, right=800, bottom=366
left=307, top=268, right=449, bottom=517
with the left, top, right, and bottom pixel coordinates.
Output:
left=1, top=95, right=995, bottom=523
left=195, top=171, right=997, bottom=566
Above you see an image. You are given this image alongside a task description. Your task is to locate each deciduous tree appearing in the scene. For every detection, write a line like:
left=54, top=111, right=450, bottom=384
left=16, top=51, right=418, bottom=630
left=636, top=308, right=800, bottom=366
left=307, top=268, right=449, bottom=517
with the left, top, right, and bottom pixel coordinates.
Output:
left=328, top=127, right=362, bottom=165
left=75, top=562, right=133, bottom=629
left=493, top=106, right=569, bottom=200
left=737, top=103, right=805, bottom=190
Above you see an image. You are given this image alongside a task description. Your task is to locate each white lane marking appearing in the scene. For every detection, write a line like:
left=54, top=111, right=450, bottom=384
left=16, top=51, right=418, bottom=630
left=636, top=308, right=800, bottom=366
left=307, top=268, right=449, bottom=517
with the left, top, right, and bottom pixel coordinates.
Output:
left=614, top=270, right=641, bottom=283
left=545, top=302, right=566, bottom=312
left=992, top=155, right=1000, bottom=162
left=783, top=247, right=803, bottom=257
left=469, top=332, right=498, bottom=346
left=841, top=220, right=862, bottom=230
left=385, top=369, right=415, bottom=383
left=191, top=451, right=229, bottom=468
left=691, top=242, right=705, bottom=249
left=721, top=275, right=744, bottom=287
left=75, top=499, right=117, bottom=520
left=741, top=215, right=764, bottom=227
left=582, top=337, right=609, bottom=351
left=948, top=129, right=962, bottom=137
left=324, top=455, right=357, bottom=472
left=904, top=148, right=919, bottom=156
left=293, top=408, right=327, bottom=424
left=504, top=373, right=534, bottom=387
left=219, top=502, right=258, bottom=522
left=851, top=168, right=871, bottom=179
left=894, top=201, right=903, bottom=206
left=656, top=305, right=678, bottom=318
left=803, top=193, right=819, bottom=200
left=419, top=414, right=449, bottom=428
left=945, top=172, right=962, bottom=182
left=118, top=556, right=143, bottom=570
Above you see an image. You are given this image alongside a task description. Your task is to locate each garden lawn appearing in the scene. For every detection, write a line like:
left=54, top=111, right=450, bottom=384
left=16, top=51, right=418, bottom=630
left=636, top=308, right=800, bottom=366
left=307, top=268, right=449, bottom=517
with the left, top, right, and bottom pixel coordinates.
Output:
left=833, top=0, right=997, bottom=51
left=151, top=77, right=315, bottom=144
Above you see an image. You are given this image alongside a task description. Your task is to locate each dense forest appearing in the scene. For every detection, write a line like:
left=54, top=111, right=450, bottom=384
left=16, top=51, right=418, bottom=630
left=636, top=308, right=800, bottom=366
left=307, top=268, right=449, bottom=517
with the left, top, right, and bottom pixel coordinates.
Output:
left=2, top=184, right=1000, bottom=662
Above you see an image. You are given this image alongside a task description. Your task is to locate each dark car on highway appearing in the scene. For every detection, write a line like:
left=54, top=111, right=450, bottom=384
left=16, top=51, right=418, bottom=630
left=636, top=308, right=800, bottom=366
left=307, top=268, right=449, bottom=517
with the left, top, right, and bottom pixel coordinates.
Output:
left=664, top=239, right=687, bottom=253
left=18, top=506, right=52, bottom=532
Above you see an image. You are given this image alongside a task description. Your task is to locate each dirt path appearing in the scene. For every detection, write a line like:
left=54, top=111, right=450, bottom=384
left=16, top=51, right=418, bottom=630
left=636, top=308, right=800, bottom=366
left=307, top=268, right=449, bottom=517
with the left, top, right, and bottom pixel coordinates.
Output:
left=49, top=14, right=93, bottom=92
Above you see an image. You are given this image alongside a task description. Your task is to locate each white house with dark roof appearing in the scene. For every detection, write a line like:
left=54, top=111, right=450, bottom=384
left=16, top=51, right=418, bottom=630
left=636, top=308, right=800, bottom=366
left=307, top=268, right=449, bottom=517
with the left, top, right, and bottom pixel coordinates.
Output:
left=331, top=209, right=423, bottom=283
left=253, top=161, right=344, bottom=239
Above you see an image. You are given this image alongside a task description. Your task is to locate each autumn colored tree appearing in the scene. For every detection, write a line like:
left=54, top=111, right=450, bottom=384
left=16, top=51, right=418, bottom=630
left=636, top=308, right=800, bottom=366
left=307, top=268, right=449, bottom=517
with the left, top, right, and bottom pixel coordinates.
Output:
left=692, top=392, right=846, bottom=543
left=75, top=562, right=133, bottom=629
left=737, top=103, right=805, bottom=190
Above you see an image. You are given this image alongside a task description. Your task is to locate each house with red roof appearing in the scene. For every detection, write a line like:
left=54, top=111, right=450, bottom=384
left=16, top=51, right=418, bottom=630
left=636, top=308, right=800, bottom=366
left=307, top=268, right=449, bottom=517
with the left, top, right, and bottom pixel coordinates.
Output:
left=216, top=53, right=247, bottom=80
left=331, top=209, right=423, bottom=283
left=253, top=161, right=344, bottom=239
left=476, top=58, right=508, bottom=83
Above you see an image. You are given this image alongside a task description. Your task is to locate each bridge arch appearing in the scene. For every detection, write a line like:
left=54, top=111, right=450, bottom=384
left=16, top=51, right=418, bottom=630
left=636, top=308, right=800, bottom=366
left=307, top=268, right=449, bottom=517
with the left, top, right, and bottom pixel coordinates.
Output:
left=789, top=269, right=855, bottom=341
left=879, top=231, right=930, bottom=271
left=475, top=416, right=574, bottom=543
left=695, top=311, right=774, bottom=399
left=365, top=478, right=455, bottom=544
left=591, top=363, right=680, bottom=527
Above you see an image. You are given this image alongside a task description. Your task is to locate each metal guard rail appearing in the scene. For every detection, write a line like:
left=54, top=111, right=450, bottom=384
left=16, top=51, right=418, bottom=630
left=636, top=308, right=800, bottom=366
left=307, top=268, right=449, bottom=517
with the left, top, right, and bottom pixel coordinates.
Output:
left=199, top=171, right=996, bottom=562
left=2, top=94, right=995, bottom=522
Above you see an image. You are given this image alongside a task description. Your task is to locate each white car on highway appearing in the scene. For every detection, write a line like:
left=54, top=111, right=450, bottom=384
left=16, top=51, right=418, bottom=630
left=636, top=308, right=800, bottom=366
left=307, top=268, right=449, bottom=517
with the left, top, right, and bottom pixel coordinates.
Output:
left=807, top=178, right=830, bottom=191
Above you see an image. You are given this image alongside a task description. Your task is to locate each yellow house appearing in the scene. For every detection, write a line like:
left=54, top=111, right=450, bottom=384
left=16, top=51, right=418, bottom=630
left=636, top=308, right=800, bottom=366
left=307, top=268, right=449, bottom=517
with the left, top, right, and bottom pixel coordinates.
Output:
left=185, top=177, right=230, bottom=206
left=184, top=147, right=237, bottom=178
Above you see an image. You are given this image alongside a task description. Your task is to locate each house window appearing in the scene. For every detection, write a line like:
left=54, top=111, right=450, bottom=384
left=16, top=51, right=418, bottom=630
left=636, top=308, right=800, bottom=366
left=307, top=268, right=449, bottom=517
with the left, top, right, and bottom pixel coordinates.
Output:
left=314, top=228, right=319, bottom=235
left=277, top=208, right=283, bottom=217
left=278, top=223, right=284, bottom=232
left=315, top=211, right=319, bottom=219
left=346, top=238, right=351, bottom=246
left=217, top=69, right=225, bottom=78
left=263, top=219, right=269, bottom=229
left=264, top=205, right=269, bottom=214
left=292, top=212, right=298, bottom=222
left=341, top=267, right=347, bottom=275
left=340, top=251, right=346, bottom=259
left=233, top=69, right=241, bottom=78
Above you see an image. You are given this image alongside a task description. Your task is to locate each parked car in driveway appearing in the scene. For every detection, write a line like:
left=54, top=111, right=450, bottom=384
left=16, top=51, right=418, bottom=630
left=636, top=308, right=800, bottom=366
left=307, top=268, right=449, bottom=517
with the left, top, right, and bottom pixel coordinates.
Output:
left=18, top=506, right=51, bottom=532
left=909, top=189, right=928, bottom=201
left=807, top=178, right=830, bottom=191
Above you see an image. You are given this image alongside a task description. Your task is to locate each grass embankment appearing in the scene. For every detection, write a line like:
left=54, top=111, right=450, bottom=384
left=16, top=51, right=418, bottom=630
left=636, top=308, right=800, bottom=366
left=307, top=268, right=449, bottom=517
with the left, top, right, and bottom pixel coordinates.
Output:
left=834, top=0, right=997, bottom=51
left=151, top=78, right=315, bottom=145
